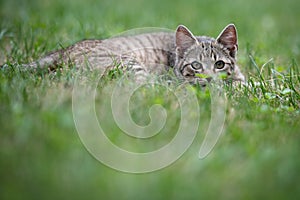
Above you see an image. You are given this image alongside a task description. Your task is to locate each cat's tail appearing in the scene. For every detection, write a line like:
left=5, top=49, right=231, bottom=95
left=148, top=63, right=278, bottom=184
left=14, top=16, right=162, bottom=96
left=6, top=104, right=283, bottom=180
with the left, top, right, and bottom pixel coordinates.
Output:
left=22, top=49, right=66, bottom=71
left=0, top=48, right=69, bottom=71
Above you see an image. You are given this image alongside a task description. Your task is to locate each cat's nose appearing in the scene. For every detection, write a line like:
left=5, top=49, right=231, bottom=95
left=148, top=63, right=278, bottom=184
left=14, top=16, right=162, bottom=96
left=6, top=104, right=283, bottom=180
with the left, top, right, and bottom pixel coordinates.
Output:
left=206, top=77, right=212, bottom=82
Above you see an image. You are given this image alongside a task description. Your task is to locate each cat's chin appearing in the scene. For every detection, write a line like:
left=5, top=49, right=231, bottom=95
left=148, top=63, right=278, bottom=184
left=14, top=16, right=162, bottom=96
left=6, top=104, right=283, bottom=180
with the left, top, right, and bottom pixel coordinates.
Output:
left=188, top=78, right=210, bottom=87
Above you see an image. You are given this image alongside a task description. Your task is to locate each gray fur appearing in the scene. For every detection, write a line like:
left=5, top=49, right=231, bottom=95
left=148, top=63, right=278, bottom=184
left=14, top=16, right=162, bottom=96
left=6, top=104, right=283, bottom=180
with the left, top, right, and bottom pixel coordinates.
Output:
left=25, top=24, right=245, bottom=85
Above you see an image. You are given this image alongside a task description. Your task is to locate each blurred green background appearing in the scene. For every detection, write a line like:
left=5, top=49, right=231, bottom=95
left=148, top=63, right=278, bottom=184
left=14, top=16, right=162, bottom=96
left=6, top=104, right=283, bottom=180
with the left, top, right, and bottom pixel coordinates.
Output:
left=1, top=0, right=300, bottom=199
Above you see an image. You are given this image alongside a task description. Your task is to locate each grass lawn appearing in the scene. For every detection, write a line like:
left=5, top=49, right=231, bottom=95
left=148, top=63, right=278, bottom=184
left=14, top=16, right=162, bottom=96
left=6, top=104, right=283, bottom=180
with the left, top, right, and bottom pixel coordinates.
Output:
left=1, top=0, right=300, bottom=199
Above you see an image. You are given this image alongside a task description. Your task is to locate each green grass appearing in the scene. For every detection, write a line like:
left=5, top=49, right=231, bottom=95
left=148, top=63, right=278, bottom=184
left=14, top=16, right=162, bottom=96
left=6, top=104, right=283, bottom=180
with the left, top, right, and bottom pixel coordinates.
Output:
left=1, top=0, right=300, bottom=199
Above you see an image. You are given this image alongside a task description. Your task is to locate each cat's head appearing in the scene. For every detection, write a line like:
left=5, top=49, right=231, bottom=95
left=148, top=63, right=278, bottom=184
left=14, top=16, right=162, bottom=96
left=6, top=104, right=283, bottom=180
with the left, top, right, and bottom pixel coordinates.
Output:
left=174, top=24, right=245, bottom=86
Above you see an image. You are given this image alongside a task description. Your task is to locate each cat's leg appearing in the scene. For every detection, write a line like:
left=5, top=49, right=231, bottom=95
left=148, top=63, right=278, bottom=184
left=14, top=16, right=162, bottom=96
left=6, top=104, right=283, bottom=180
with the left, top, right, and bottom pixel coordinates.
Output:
left=121, top=59, right=149, bottom=83
left=129, top=63, right=148, bottom=83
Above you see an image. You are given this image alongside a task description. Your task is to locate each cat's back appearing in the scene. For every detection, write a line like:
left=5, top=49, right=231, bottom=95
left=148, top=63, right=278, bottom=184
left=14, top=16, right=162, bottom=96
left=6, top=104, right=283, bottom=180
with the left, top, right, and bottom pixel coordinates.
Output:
left=62, top=31, right=176, bottom=70
left=99, top=32, right=175, bottom=53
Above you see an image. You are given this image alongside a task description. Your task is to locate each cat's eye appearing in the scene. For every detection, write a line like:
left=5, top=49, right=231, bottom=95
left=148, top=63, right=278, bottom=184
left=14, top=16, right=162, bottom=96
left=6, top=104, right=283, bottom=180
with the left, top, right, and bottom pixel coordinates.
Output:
left=214, top=60, right=225, bottom=69
left=191, top=61, right=203, bottom=70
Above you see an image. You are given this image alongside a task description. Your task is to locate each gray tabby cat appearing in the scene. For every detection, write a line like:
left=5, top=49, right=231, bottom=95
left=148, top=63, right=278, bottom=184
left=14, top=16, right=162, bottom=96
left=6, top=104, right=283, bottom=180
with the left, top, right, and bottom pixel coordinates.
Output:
left=25, top=24, right=245, bottom=85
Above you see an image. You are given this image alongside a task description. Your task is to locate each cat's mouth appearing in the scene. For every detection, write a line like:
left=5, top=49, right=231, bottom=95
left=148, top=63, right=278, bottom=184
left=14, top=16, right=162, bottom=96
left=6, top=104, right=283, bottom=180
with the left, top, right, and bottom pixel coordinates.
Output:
left=193, top=76, right=246, bottom=87
left=191, top=77, right=212, bottom=87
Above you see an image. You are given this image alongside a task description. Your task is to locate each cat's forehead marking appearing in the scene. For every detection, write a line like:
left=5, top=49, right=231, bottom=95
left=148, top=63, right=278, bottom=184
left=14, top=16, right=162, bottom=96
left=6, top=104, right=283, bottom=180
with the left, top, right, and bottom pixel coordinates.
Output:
left=196, top=41, right=232, bottom=60
left=181, top=41, right=235, bottom=66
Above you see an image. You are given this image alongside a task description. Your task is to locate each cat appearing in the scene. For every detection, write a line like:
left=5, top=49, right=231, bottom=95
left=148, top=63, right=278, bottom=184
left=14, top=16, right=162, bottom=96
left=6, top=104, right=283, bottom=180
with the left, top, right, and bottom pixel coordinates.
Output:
left=23, top=24, right=245, bottom=85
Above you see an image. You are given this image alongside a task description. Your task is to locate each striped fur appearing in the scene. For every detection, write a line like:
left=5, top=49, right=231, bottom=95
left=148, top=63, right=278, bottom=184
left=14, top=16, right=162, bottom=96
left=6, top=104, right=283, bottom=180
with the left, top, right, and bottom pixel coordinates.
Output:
left=25, top=24, right=245, bottom=85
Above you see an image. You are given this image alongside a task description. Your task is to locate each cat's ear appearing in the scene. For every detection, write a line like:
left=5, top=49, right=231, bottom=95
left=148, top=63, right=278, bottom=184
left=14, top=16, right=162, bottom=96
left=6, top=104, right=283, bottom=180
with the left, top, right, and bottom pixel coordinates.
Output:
left=216, top=24, right=238, bottom=58
left=176, top=25, right=198, bottom=55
